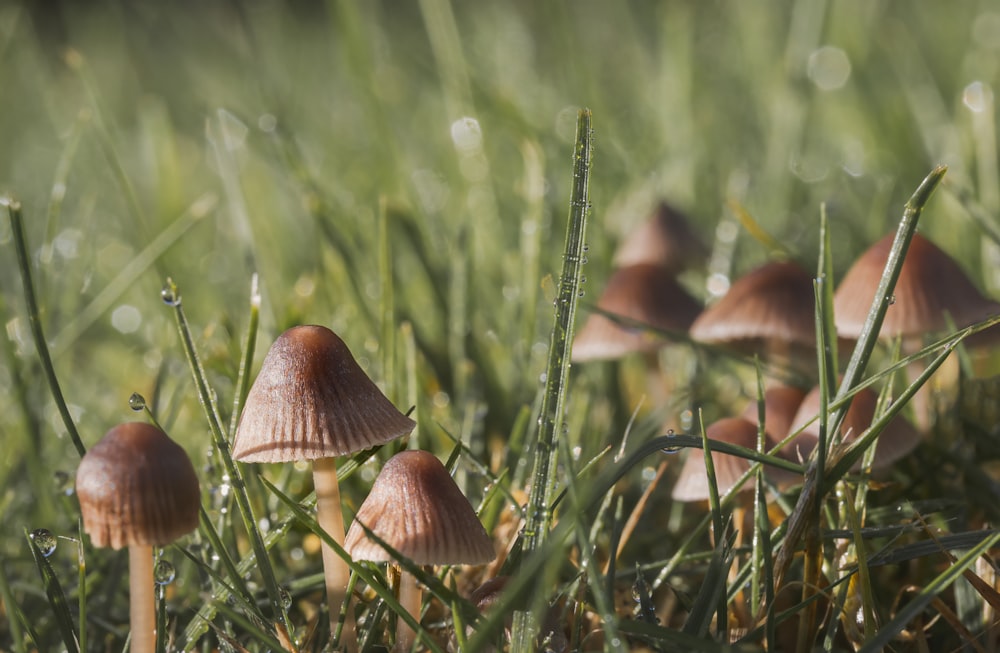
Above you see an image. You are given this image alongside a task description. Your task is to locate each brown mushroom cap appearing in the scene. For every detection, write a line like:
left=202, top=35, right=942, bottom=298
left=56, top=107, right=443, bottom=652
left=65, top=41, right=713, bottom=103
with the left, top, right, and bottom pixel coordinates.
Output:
left=783, top=385, right=920, bottom=471
left=833, top=232, right=1000, bottom=341
left=572, top=263, right=702, bottom=362
left=76, top=422, right=200, bottom=550
left=232, top=325, right=415, bottom=462
left=613, top=201, right=708, bottom=273
left=689, top=261, right=817, bottom=350
left=671, top=417, right=762, bottom=502
left=344, top=450, right=495, bottom=565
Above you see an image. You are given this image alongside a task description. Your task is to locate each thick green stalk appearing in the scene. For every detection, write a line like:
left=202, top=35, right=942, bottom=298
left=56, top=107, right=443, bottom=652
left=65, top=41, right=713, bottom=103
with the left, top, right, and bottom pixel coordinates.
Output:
left=510, top=108, right=592, bottom=651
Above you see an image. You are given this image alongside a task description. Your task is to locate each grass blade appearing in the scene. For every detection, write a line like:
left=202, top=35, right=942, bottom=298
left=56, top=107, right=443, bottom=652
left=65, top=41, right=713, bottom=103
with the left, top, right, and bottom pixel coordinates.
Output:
left=511, top=107, right=593, bottom=650
left=4, top=198, right=86, bottom=457
left=162, top=278, right=291, bottom=636
left=25, top=530, right=79, bottom=653
left=857, top=530, right=1000, bottom=653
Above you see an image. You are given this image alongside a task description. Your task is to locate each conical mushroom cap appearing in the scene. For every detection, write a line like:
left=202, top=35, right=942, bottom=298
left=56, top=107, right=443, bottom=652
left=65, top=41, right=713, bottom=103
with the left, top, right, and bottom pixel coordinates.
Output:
left=784, top=385, right=920, bottom=471
left=834, top=232, right=1000, bottom=341
left=671, top=417, right=762, bottom=502
left=232, top=325, right=415, bottom=462
left=613, top=201, right=708, bottom=273
left=76, top=422, right=200, bottom=550
left=690, top=261, right=816, bottom=349
left=572, top=263, right=702, bottom=362
left=344, top=450, right=495, bottom=565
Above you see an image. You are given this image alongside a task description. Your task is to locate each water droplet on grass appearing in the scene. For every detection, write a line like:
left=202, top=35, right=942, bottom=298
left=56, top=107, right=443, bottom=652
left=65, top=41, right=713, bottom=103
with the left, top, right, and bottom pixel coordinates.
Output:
left=128, top=392, right=146, bottom=411
left=160, top=285, right=180, bottom=306
left=279, top=586, right=293, bottom=609
left=30, top=529, right=57, bottom=556
left=154, top=560, right=176, bottom=585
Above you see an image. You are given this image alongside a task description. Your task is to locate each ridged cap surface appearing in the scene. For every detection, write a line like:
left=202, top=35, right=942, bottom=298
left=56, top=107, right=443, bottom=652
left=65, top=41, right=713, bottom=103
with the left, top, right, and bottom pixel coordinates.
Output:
left=834, top=232, right=1000, bottom=340
left=690, top=261, right=816, bottom=347
left=76, top=422, right=200, bottom=550
left=232, top=325, right=415, bottom=462
left=345, top=450, right=495, bottom=565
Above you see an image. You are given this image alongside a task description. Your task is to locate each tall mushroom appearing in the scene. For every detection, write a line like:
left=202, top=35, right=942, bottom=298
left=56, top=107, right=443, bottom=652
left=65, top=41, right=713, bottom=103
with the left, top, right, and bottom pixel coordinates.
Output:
left=232, top=325, right=415, bottom=643
left=76, top=422, right=200, bottom=653
left=612, top=201, right=709, bottom=274
left=345, top=450, right=495, bottom=652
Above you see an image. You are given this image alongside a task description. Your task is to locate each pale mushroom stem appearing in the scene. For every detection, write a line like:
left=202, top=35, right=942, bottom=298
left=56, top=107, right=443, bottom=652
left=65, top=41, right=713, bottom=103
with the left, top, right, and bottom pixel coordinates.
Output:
left=313, top=456, right=356, bottom=648
left=395, top=568, right=422, bottom=653
left=128, top=544, right=155, bottom=653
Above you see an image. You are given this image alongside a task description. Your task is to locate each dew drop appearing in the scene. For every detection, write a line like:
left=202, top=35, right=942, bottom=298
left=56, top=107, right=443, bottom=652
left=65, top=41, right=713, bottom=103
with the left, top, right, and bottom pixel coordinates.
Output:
left=128, top=392, right=146, bottom=411
left=666, top=429, right=675, bottom=435
left=887, top=295, right=896, bottom=305
left=160, top=285, right=180, bottom=306
left=30, top=529, right=57, bottom=557
left=279, top=586, right=293, bottom=609
left=154, top=559, right=176, bottom=585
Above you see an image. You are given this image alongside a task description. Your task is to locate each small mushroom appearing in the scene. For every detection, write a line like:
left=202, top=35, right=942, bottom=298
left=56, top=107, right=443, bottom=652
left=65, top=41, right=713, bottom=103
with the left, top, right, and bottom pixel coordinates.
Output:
left=76, top=422, right=200, bottom=653
left=833, top=232, right=1000, bottom=427
left=345, top=450, right=495, bottom=652
left=689, top=260, right=819, bottom=374
left=572, top=263, right=702, bottom=362
left=671, top=417, right=764, bottom=502
left=781, top=384, right=920, bottom=474
left=612, top=201, right=708, bottom=273
left=232, top=325, right=415, bottom=643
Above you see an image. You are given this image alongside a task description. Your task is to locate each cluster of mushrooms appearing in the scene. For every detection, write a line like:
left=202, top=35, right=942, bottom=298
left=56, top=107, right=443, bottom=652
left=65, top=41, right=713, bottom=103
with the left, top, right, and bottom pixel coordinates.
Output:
left=75, top=325, right=495, bottom=651
left=573, top=202, right=1000, bottom=504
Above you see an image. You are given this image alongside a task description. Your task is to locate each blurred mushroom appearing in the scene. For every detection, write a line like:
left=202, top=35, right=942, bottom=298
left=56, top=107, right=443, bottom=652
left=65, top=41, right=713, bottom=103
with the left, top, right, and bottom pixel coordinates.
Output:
left=833, top=232, right=1000, bottom=427
left=613, top=201, right=708, bottom=273
left=345, top=450, right=495, bottom=652
left=572, top=263, right=702, bottom=362
left=834, top=232, right=1000, bottom=342
left=671, top=417, right=766, bottom=502
left=689, top=261, right=818, bottom=375
left=232, top=325, right=415, bottom=643
left=76, top=422, right=200, bottom=653
left=780, top=384, right=920, bottom=474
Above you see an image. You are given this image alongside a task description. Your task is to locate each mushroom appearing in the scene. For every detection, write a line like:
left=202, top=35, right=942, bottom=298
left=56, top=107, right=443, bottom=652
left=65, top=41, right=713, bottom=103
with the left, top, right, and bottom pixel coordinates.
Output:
left=781, top=384, right=920, bottom=474
left=345, top=450, right=495, bottom=652
left=671, top=417, right=766, bottom=502
left=612, top=201, right=708, bottom=273
left=572, top=263, right=702, bottom=362
left=833, top=232, right=1000, bottom=427
left=76, top=422, right=200, bottom=653
left=232, top=325, right=415, bottom=643
left=689, top=260, right=819, bottom=374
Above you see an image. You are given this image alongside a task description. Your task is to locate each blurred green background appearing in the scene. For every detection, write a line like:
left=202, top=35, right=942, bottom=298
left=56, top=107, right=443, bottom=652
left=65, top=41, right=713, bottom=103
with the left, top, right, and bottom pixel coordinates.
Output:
left=2, top=0, right=1000, bottom=648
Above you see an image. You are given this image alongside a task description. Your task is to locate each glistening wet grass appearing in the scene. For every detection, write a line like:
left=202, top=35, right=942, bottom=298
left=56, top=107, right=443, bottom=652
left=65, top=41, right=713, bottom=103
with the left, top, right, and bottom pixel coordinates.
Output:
left=3, top=2, right=1000, bottom=651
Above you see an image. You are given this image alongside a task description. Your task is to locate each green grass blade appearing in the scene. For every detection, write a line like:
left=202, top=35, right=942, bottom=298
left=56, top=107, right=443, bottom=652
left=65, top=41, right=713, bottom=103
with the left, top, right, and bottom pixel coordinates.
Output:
left=511, top=108, right=592, bottom=651
left=857, top=530, right=1000, bottom=653
left=4, top=198, right=87, bottom=457
left=162, top=278, right=290, bottom=635
left=682, top=523, right=736, bottom=637
left=76, top=521, right=87, bottom=653
left=0, top=557, right=28, bottom=653
left=226, top=274, right=261, bottom=438
left=25, top=530, right=79, bottom=653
